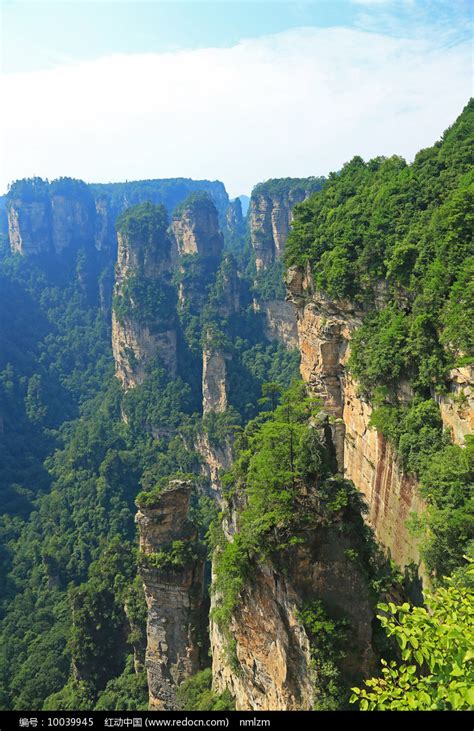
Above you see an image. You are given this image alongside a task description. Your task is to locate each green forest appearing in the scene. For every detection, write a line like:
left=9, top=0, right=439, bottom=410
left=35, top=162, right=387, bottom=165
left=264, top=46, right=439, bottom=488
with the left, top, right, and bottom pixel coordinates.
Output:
left=0, top=185, right=300, bottom=710
left=286, top=99, right=474, bottom=583
left=0, top=101, right=472, bottom=714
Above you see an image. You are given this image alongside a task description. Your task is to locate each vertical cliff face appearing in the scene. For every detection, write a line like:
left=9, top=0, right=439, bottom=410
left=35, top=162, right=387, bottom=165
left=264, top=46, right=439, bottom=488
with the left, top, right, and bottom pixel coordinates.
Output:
left=249, top=189, right=302, bottom=271
left=226, top=197, right=244, bottom=228
left=111, top=315, right=177, bottom=389
left=342, top=375, right=425, bottom=567
left=8, top=197, right=52, bottom=255
left=211, top=490, right=374, bottom=710
left=253, top=299, right=299, bottom=349
left=90, top=178, right=230, bottom=227
left=213, top=254, right=240, bottom=319
left=202, top=345, right=228, bottom=415
left=436, top=366, right=473, bottom=445
left=170, top=194, right=226, bottom=319
left=248, top=179, right=324, bottom=350
left=249, top=179, right=324, bottom=272
left=200, top=256, right=240, bottom=415
left=7, top=177, right=233, bottom=261
left=194, top=431, right=233, bottom=499
left=224, top=197, right=246, bottom=250
left=286, top=267, right=358, bottom=467
left=286, top=265, right=425, bottom=569
left=94, top=195, right=116, bottom=252
left=50, top=190, right=96, bottom=254
left=171, top=194, right=223, bottom=259
left=111, top=192, right=232, bottom=392
left=112, top=202, right=177, bottom=388
left=7, top=180, right=99, bottom=257
left=136, top=480, right=206, bottom=710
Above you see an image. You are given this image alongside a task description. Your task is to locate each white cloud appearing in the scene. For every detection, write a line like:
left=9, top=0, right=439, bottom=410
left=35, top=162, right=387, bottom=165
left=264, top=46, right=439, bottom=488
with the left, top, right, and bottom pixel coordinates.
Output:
left=0, top=26, right=471, bottom=197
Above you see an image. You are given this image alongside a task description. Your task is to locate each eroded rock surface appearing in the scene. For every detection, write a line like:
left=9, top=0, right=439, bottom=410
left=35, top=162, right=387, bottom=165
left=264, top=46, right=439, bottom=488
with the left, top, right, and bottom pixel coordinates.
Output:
left=136, top=480, right=206, bottom=710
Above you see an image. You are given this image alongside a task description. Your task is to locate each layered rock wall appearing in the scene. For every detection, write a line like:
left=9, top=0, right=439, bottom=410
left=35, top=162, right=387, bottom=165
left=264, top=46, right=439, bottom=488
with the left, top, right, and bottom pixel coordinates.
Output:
left=136, top=481, right=206, bottom=710
left=248, top=180, right=323, bottom=350
left=286, top=265, right=424, bottom=569
left=248, top=180, right=323, bottom=272
left=7, top=177, right=232, bottom=259
left=436, top=366, right=473, bottom=445
left=8, top=199, right=52, bottom=255
left=112, top=206, right=177, bottom=388
left=253, top=299, right=298, bottom=349
left=343, top=375, right=424, bottom=567
left=111, top=314, right=177, bottom=390
left=8, top=185, right=99, bottom=256
left=171, top=197, right=223, bottom=259
left=211, top=498, right=374, bottom=710
left=202, top=346, right=228, bottom=415
left=249, top=189, right=306, bottom=271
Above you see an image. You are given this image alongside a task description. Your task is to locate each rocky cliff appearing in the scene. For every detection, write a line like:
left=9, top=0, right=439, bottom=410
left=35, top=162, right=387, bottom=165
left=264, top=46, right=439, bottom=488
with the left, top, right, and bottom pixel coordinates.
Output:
left=8, top=197, right=52, bottom=255
left=7, top=176, right=232, bottom=260
left=436, top=366, right=473, bottom=446
left=194, top=431, right=233, bottom=499
left=224, top=197, right=246, bottom=251
left=7, top=179, right=97, bottom=257
left=248, top=178, right=324, bottom=349
left=249, top=178, right=324, bottom=272
left=171, top=194, right=224, bottom=313
left=111, top=202, right=177, bottom=388
left=202, top=344, right=228, bottom=415
left=136, top=480, right=206, bottom=710
left=226, top=197, right=244, bottom=235
left=252, top=299, right=298, bottom=349
left=111, top=192, right=234, bottom=391
left=210, top=479, right=375, bottom=710
left=171, top=194, right=223, bottom=260
left=90, top=177, right=230, bottom=230
left=286, top=265, right=427, bottom=569
left=111, top=315, right=177, bottom=389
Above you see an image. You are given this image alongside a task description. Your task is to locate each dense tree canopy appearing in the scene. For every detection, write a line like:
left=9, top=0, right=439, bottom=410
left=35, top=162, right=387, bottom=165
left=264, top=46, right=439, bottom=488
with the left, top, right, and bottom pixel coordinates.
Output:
left=285, top=100, right=474, bottom=580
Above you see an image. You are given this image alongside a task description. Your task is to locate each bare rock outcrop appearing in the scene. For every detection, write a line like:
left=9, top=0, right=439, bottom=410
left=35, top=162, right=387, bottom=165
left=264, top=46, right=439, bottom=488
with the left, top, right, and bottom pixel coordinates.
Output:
left=8, top=198, right=52, bottom=255
left=248, top=179, right=324, bottom=350
left=436, top=365, right=473, bottom=445
left=7, top=179, right=97, bottom=256
left=249, top=179, right=323, bottom=272
left=253, top=298, right=299, bottom=349
left=136, top=480, right=206, bottom=710
left=286, top=264, right=425, bottom=569
left=112, top=202, right=177, bottom=388
left=211, top=489, right=374, bottom=710
left=171, top=194, right=223, bottom=259
left=202, top=345, right=228, bottom=415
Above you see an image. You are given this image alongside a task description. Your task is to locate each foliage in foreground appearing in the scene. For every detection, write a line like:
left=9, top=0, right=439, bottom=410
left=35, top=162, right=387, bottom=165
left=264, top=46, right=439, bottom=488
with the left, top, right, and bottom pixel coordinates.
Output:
left=351, top=566, right=474, bottom=710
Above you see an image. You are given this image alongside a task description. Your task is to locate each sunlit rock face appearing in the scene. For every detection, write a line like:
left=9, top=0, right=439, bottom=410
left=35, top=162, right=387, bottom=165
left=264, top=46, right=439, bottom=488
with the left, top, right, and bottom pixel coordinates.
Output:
left=7, top=180, right=96, bottom=257
left=210, top=488, right=375, bottom=710
left=111, top=202, right=177, bottom=388
left=286, top=264, right=425, bottom=570
left=435, top=366, right=473, bottom=445
left=202, top=344, right=228, bottom=416
left=171, top=194, right=223, bottom=259
left=248, top=179, right=323, bottom=272
left=248, top=179, right=324, bottom=351
left=136, top=480, right=206, bottom=710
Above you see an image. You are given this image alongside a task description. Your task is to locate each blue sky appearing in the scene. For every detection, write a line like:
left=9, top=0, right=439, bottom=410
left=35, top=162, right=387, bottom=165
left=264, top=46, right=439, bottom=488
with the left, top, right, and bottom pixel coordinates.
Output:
left=3, top=1, right=473, bottom=73
left=1, top=1, right=473, bottom=195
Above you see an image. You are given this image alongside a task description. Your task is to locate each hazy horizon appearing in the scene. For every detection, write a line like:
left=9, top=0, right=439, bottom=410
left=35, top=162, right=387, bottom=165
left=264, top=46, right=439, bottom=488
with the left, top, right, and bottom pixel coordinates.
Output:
left=1, top=1, right=472, bottom=197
